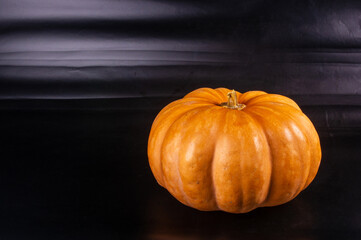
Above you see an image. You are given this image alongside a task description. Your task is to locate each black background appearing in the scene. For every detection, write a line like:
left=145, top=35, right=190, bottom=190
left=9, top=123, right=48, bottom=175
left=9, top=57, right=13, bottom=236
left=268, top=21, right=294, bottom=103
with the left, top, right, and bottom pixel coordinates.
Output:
left=0, top=0, right=360, bottom=239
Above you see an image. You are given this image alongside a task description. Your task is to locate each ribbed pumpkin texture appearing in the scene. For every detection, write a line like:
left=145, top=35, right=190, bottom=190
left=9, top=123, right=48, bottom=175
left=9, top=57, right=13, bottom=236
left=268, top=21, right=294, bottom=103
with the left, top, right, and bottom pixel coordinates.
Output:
left=148, top=87, right=321, bottom=213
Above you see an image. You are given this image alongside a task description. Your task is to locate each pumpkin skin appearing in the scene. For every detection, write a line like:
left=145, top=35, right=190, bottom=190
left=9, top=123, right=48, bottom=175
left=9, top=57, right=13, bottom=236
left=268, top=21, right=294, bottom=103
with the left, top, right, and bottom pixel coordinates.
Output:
left=148, top=87, right=321, bottom=213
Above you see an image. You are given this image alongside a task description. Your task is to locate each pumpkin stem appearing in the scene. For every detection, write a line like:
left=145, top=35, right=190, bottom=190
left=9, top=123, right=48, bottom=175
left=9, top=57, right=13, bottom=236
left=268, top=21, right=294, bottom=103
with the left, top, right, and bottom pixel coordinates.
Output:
left=220, top=90, right=246, bottom=110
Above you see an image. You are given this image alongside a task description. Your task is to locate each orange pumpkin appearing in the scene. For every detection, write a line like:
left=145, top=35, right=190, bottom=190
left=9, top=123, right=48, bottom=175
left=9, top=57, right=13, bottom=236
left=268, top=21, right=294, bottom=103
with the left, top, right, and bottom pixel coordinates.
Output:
left=148, top=88, right=321, bottom=213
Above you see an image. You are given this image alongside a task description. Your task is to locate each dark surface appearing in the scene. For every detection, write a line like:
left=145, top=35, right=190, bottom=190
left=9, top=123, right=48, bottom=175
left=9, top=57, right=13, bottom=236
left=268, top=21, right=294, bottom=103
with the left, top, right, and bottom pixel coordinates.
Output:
left=0, top=106, right=360, bottom=239
left=1, top=0, right=361, bottom=239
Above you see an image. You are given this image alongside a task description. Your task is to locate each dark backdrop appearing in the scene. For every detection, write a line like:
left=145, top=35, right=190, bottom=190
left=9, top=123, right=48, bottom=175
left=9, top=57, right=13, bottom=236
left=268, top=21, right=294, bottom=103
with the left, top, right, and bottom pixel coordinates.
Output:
left=0, top=0, right=360, bottom=239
